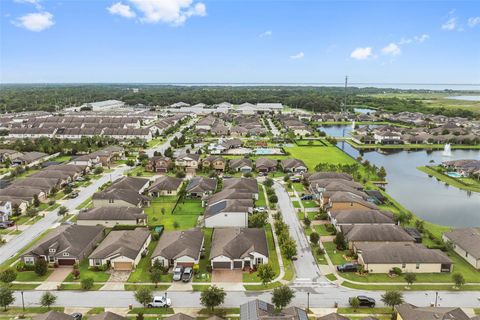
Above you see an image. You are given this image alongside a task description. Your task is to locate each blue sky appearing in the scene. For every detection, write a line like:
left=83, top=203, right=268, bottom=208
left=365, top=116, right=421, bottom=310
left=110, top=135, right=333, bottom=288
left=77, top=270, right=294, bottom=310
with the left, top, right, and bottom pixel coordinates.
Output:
left=1, top=0, right=479, bottom=84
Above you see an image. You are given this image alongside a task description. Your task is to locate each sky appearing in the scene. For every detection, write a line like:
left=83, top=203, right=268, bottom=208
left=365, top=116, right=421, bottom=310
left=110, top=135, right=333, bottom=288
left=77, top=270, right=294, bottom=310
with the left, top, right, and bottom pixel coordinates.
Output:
left=0, top=0, right=479, bottom=84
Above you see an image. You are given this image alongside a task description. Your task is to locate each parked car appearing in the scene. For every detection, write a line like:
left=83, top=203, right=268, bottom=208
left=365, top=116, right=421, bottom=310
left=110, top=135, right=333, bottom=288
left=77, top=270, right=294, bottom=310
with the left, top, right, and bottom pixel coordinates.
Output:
left=337, top=263, right=358, bottom=273
left=76, top=177, right=85, bottom=182
left=68, top=192, right=79, bottom=199
left=349, top=295, right=376, bottom=307
left=172, top=266, right=184, bottom=281
left=147, top=296, right=172, bottom=308
left=301, top=195, right=313, bottom=200
left=182, top=267, right=193, bottom=282
left=70, top=313, right=82, bottom=320
left=254, top=206, right=266, bottom=212
left=0, top=223, right=8, bottom=229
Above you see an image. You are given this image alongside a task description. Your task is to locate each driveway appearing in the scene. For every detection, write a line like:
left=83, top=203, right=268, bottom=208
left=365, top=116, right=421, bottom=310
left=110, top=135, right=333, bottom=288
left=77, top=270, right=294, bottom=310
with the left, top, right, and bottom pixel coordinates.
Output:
left=100, top=271, right=131, bottom=291
left=36, top=266, right=73, bottom=290
left=212, top=269, right=242, bottom=283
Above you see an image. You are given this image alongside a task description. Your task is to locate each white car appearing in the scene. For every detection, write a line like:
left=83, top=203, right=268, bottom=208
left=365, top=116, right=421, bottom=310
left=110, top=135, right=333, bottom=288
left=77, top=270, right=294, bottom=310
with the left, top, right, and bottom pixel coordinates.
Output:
left=172, top=266, right=183, bottom=281
left=147, top=296, right=172, bottom=308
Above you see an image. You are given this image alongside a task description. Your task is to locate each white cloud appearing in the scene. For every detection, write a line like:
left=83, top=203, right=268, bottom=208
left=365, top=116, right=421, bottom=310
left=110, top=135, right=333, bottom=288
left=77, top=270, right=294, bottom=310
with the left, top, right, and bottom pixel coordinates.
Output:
left=14, top=0, right=42, bottom=9
left=442, top=17, right=457, bottom=30
left=13, top=11, right=54, bottom=32
left=381, top=43, right=401, bottom=56
left=350, top=47, right=373, bottom=60
left=108, top=2, right=136, bottom=18
left=414, top=33, right=430, bottom=43
left=127, top=0, right=207, bottom=26
left=468, top=16, right=480, bottom=27
left=399, top=34, right=429, bottom=45
left=290, top=52, right=304, bottom=59
left=259, top=30, right=272, bottom=38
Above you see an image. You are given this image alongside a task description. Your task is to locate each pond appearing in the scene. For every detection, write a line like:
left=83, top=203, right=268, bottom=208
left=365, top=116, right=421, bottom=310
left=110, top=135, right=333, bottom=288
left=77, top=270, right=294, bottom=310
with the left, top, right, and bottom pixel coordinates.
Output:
left=337, top=141, right=480, bottom=227
left=446, top=95, right=480, bottom=102
left=354, top=107, right=377, bottom=114
left=318, top=124, right=381, bottom=137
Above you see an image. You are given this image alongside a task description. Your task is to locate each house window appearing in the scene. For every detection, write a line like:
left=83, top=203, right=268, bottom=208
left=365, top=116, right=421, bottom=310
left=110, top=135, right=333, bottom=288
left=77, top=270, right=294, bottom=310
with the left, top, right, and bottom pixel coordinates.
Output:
left=255, top=258, right=263, bottom=265
left=401, top=263, right=406, bottom=268
left=48, top=256, right=55, bottom=263
left=49, top=248, right=56, bottom=253
left=63, top=252, right=69, bottom=257
left=24, top=257, right=35, bottom=265
left=416, top=263, right=420, bottom=269
left=466, top=252, right=469, bottom=258
left=94, top=259, right=102, bottom=266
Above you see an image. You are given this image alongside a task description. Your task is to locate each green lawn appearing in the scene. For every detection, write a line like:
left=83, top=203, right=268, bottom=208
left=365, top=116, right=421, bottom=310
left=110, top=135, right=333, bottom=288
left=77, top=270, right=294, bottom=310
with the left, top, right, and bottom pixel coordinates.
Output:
left=173, top=199, right=203, bottom=215
left=63, top=259, right=110, bottom=282
left=256, top=185, right=267, bottom=207
left=244, top=281, right=282, bottom=291
left=128, top=240, right=173, bottom=283
left=301, top=200, right=318, bottom=208
left=292, top=201, right=301, bottom=208
left=418, top=166, right=480, bottom=193
left=242, top=224, right=280, bottom=282
left=295, top=139, right=328, bottom=146
left=16, top=269, right=53, bottom=282
left=146, top=197, right=200, bottom=230
left=59, top=283, right=102, bottom=291
left=194, top=228, right=212, bottom=282
left=292, top=183, right=306, bottom=193
left=323, top=241, right=349, bottom=266
left=284, top=146, right=356, bottom=171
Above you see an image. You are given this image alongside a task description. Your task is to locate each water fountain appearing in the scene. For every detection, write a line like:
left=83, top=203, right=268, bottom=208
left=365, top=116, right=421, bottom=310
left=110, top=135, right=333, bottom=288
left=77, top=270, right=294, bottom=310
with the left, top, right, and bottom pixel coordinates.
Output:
left=442, top=143, right=452, bottom=156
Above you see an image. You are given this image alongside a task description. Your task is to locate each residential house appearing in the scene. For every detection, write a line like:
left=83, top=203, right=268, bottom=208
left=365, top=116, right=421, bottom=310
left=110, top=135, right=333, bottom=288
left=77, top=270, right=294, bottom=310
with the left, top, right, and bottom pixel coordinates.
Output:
left=0, top=201, right=12, bottom=223
left=202, top=156, right=226, bottom=172
left=148, top=176, right=183, bottom=196
left=175, top=153, right=200, bottom=172
left=11, top=151, right=49, bottom=166
left=229, top=158, right=253, bottom=173
left=151, top=228, right=204, bottom=268
left=326, top=191, right=379, bottom=211
left=21, top=224, right=104, bottom=266
left=223, top=178, right=259, bottom=200
left=92, top=177, right=150, bottom=208
left=204, top=199, right=253, bottom=228
left=146, top=156, right=172, bottom=173
left=89, top=228, right=151, bottom=271
left=255, top=158, right=277, bottom=173
left=341, top=225, right=415, bottom=251
left=328, top=209, right=396, bottom=231
left=395, top=304, right=471, bottom=320
left=280, top=158, right=307, bottom=173
left=77, top=207, right=147, bottom=227
left=185, top=177, right=217, bottom=198
left=316, top=314, right=349, bottom=320
left=210, top=228, right=268, bottom=269
left=89, top=312, right=126, bottom=320
left=33, top=311, right=75, bottom=320
left=356, top=243, right=452, bottom=274
left=240, top=299, right=307, bottom=320
left=205, top=189, right=254, bottom=207
left=443, top=228, right=480, bottom=269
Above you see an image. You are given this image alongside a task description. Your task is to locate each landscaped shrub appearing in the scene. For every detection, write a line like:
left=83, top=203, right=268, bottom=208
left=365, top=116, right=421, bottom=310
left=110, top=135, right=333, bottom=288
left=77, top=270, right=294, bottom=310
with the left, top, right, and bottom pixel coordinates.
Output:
left=34, top=259, right=48, bottom=276
left=390, top=267, right=402, bottom=276
left=81, top=278, right=94, bottom=290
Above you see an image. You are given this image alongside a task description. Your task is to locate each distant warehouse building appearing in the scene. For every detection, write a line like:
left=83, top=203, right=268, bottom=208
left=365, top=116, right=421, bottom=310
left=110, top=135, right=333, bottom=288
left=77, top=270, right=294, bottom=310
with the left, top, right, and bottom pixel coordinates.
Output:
left=70, top=100, right=125, bottom=112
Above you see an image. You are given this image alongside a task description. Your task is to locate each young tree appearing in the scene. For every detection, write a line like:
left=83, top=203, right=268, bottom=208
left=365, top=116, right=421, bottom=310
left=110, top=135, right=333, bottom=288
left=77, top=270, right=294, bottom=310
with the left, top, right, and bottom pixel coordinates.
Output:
left=452, top=273, right=465, bottom=288
left=309, top=232, right=320, bottom=245
left=248, top=212, right=268, bottom=228
left=0, top=286, right=14, bottom=311
left=134, top=287, right=153, bottom=307
left=282, top=238, right=297, bottom=259
left=81, top=278, right=94, bottom=290
left=12, top=204, right=21, bottom=217
left=263, top=178, right=274, bottom=188
left=303, top=217, right=311, bottom=227
left=378, top=166, right=387, bottom=179
left=58, top=206, right=68, bottom=216
left=268, top=194, right=278, bottom=204
left=150, top=268, right=162, bottom=288
left=271, top=285, right=295, bottom=312
left=257, top=264, right=275, bottom=285
left=381, top=290, right=404, bottom=310
left=34, top=259, right=48, bottom=276
left=334, top=232, right=346, bottom=250
left=200, top=285, right=226, bottom=312
left=404, top=273, right=416, bottom=287
left=40, top=292, right=57, bottom=309
left=33, top=194, right=40, bottom=207
left=0, top=269, right=17, bottom=284
left=349, top=296, right=360, bottom=312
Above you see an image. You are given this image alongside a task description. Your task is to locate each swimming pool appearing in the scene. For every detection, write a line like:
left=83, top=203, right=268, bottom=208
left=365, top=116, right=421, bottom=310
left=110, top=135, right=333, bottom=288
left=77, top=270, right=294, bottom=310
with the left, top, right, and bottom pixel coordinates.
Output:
left=255, top=148, right=282, bottom=155
left=446, top=172, right=462, bottom=178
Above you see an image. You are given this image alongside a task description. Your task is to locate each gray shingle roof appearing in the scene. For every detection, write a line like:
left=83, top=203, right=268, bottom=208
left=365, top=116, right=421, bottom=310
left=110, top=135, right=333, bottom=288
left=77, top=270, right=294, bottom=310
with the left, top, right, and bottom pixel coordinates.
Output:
left=88, top=312, right=126, bottom=320
left=204, top=199, right=253, bottom=218
left=342, top=225, right=415, bottom=243
left=223, top=178, right=258, bottom=194
left=77, top=207, right=146, bottom=221
left=89, top=228, right=150, bottom=260
left=443, top=228, right=480, bottom=259
left=149, top=176, right=183, bottom=192
left=357, top=243, right=452, bottom=264
left=330, top=209, right=395, bottom=224
left=210, top=228, right=268, bottom=260
left=152, top=228, right=203, bottom=260
left=34, top=311, right=74, bottom=320
left=395, top=304, right=470, bottom=320
left=186, top=177, right=217, bottom=193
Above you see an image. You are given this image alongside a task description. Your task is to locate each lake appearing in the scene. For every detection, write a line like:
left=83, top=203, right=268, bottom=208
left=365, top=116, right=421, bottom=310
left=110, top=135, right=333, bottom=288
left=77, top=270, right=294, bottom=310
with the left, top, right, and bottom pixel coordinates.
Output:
left=336, top=141, right=480, bottom=227
left=318, top=124, right=381, bottom=137
left=446, top=95, right=480, bottom=101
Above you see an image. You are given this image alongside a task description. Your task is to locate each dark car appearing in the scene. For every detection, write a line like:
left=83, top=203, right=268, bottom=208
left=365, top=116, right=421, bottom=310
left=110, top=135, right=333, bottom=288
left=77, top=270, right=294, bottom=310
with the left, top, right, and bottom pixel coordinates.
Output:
left=349, top=295, right=376, bottom=307
left=337, top=263, right=358, bottom=273
left=68, top=192, right=79, bottom=199
left=301, top=195, right=313, bottom=200
left=182, top=267, right=193, bottom=282
left=70, top=313, right=83, bottom=320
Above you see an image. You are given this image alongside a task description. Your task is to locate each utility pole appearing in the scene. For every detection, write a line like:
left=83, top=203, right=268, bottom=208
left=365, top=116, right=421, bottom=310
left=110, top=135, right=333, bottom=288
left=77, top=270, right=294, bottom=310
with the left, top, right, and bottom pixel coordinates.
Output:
left=343, top=75, right=348, bottom=112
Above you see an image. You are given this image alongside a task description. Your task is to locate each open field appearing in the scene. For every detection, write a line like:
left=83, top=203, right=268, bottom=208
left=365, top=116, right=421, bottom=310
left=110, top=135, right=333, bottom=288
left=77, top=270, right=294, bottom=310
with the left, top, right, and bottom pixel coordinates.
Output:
left=363, top=92, right=480, bottom=113
left=283, top=145, right=356, bottom=170
left=146, top=196, right=201, bottom=230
